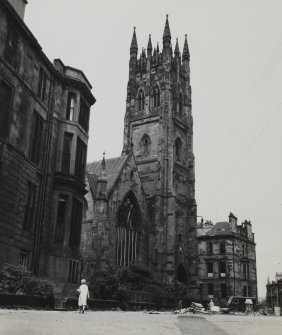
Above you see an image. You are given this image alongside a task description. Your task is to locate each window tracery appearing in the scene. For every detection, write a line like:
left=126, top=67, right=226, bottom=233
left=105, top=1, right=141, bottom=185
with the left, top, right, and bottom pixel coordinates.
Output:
left=138, top=89, right=145, bottom=111
left=140, top=134, right=151, bottom=156
left=153, top=86, right=160, bottom=107
left=175, top=137, right=182, bottom=162
left=116, top=192, right=142, bottom=266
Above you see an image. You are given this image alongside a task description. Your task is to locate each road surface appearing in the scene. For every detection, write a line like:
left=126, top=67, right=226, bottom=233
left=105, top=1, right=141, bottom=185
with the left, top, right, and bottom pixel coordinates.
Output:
left=0, top=309, right=281, bottom=335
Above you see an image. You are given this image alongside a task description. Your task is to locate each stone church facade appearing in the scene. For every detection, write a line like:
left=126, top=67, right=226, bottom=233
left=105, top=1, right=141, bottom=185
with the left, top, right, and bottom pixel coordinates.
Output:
left=82, top=16, right=198, bottom=295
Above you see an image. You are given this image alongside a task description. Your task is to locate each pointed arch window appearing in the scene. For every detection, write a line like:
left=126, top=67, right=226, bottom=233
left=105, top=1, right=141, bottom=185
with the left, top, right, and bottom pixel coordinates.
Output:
left=140, top=134, right=151, bottom=156
left=116, top=191, right=142, bottom=267
left=138, top=89, right=145, bottom=111
left=178, top=93, right=183, bottom=116
left=175, top=137, right=182, bottom=162
left=153, top=86, right=160, bottom=107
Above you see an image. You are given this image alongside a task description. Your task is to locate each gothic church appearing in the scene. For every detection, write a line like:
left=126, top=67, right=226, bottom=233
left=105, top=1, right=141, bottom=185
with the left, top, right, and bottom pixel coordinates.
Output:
left=81, top=16, right=198, bottom=296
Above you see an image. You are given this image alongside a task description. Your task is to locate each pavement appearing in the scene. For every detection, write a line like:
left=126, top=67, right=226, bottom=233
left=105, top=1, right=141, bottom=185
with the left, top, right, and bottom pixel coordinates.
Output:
left=0, top=309, right=282, bottom=335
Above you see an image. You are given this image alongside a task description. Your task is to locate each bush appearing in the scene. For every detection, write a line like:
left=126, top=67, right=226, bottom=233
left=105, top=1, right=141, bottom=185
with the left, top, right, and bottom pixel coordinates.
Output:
left=90, top=267, right=120, bottom=299
left=0, top=264, right=32, bottom=294
left=0, top=264, right=54, bottom=298
left=21, top=277, right=54, bottom=298
left=89, top=263, right=187, bottom=306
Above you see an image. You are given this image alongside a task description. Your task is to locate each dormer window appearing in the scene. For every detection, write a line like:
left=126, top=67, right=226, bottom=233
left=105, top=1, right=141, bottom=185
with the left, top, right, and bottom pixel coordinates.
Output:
left=153, top=86, right=160, bottom=107
left=66, top=92, right=76, bottom=121
left=138, top=89, right=145, bottom=111
left=140, top=134, right=151, bottom=156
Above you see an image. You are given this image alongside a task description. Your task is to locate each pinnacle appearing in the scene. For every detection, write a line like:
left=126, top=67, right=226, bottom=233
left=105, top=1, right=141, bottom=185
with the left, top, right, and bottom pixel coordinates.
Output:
left=163, top=14, right=171, bottom=42
left=182, top=34, right=190, bottom=61
left=147, top=34, right=152, bottom=52
left=130, top=27, right=138, bottom=53
left=174, top=38, right=180, bottom=55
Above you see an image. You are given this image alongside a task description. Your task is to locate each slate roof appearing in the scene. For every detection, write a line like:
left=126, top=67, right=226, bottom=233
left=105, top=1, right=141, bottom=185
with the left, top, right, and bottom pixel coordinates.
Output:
left=206, top=221, right=232, bottom=236
left=87, top=155, right=129, bottom=195
left=86, top=173, right=98, bottom=198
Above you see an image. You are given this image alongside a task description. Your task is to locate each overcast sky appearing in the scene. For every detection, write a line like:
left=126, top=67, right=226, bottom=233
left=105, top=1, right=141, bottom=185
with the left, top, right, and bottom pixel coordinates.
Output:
left=25, top=0, right=282, bottom=297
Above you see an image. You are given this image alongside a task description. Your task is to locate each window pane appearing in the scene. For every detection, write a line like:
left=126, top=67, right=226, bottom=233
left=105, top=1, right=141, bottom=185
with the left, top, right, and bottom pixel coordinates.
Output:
left=207, top=262, right=213, bottom=274
left=23, top=182, right=36, bottom=231
left=207, top=242, right=213, bottom=255
left=4, top=26, right=17, bottom=66
left=220, top=242, right=226, bottom=254
left=30, top=112, right=44, bottom=165
left=37, top=67, right=47, bottom=101
left=66, top=92, right=76, bottom=121
left=19, top=250, right=29, bottom=267
left=0, top=81, right=13, bottom=139
left=62, top=132, right=73, bottom=173
left=75, top=137, right=86, bottom=180
left=208, top=283, right=214, bottom=295
left=69, top=198, right=83, bottom=248
left=78, top=98, right=90, bottom=132
left=55, top=195, right=68, bottom=244
left=221, top=284, right=227, bottom=298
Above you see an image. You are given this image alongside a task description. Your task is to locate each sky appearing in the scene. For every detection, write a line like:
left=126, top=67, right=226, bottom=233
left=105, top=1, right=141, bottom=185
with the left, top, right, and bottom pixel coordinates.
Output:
left=24, top=0, right=282, bottom=298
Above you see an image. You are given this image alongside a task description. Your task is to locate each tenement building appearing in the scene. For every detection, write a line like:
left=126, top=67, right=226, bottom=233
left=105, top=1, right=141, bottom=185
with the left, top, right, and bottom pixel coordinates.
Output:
left=197, top=213, right=257, bottom=305
left=0, top=0, right=95, bottom=300
left=266, top=273, right=282, bottom=310
left=82, top=15, right=198, bottom=296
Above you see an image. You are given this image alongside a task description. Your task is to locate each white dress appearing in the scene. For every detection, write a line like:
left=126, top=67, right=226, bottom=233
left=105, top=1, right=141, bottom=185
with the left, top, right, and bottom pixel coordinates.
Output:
left=78, top=284, right=89, bottom=306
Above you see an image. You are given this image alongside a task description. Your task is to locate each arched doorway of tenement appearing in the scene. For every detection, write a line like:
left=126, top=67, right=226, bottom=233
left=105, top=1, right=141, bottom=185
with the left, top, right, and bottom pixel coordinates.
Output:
left=116, top=191, right=142, bottom=266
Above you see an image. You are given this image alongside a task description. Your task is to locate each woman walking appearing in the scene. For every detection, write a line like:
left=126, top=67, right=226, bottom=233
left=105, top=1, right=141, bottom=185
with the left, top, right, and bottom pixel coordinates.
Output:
left=77, top=279, right=89, bottom=313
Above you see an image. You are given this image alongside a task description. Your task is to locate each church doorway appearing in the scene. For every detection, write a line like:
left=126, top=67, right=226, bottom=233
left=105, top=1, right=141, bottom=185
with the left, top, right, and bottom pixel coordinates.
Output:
left=177, top=264, right=188, bottom=285
left=116, top=191, right=142, bottom=266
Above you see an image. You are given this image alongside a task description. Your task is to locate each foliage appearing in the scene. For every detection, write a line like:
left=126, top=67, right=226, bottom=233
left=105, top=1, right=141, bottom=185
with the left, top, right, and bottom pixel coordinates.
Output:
left=0, top=264, right=54, bottom=298
left=90, top=267, right=120, bottom=299
left=21, top=277, right=54, bottom=298
left=89, top=263, right=188, bottom=304
left=170, top=280, right=189, bottom=301
left=0, top=264, right=32, bottom=294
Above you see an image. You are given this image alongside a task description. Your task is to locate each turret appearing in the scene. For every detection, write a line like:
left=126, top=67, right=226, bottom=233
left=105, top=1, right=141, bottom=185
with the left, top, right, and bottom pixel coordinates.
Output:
left=162, top=14, right=171, bottom=48
left=147, top=34, right=152, bottom=58
left=97, top=152, right=107, bottom=200
left=162, top=15, right=172, bottom=68
left=182, top=34, right=190, bottom=79
left=174, top=38, right=180, bottom=57
left=129, top=27, right=138, bottom=77
left=182, top=34, right=190, bottom=62
left=130, top=27, right=138, bottom=56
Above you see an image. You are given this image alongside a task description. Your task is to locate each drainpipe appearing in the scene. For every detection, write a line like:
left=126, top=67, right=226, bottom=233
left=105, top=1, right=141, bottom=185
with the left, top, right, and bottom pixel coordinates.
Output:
left=32, top=72, right=54, bottom=275
left=233, top=236, right=235, bottom=296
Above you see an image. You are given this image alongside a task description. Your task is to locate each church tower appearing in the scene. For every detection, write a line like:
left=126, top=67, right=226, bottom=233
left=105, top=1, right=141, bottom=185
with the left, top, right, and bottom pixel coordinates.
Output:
left=122, top=16, right=198, bottom=289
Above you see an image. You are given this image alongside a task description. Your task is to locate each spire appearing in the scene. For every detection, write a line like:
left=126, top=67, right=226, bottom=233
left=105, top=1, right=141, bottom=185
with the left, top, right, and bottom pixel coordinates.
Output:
left=100, top=151, right=106, bottom=179
left=174, top=38, right=180, bottom=55
left=97, top=152, right=107, bottom=199
left=182, top=34, right=190, bottom=61
left=147, top=34, right=152, bottom=55
left=142, top=47, right=146, bottom=58
left=156, top=42, right=159, bottom=53
left=163, top=14, right=171, bottom=44
left=130, top=27, right=138, bottom=54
